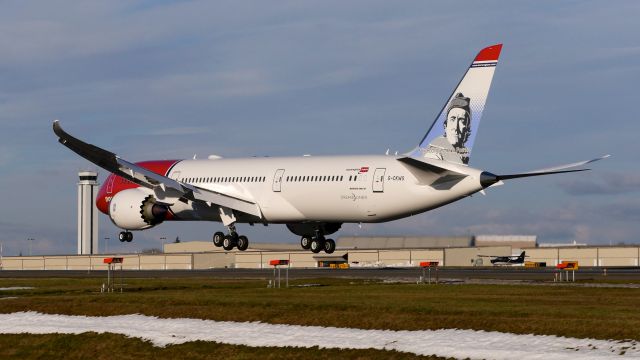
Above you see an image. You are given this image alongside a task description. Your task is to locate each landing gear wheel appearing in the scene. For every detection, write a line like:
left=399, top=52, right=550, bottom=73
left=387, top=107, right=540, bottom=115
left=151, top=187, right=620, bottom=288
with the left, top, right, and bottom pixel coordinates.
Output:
left=119, top=232, right=133, bottom=242
left=222, top=235, right=236, bottom=251
left=236, top=235, right=249, bottom=251
left=300, top=236, right=312, bottom=250
left=213, top=232, right=224, bottom=247
left=310, top=238, right=324, bottom=254
left=324, top=238, right=336, bottom=254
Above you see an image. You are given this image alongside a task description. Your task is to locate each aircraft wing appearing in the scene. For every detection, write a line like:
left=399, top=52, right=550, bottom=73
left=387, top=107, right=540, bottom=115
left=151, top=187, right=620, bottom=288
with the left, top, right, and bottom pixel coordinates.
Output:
left=53, top=120, right=263, bottom=218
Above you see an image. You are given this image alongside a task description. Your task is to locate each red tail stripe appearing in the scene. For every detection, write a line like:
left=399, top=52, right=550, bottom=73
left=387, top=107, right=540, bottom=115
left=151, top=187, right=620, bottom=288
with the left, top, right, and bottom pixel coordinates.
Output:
left=474, top=44, right=503, bottom=62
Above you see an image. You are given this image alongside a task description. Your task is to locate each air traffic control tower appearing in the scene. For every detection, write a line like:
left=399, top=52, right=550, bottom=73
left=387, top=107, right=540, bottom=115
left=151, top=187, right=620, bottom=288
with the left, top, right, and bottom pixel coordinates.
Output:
left=78, top=171, right=99, bottom=255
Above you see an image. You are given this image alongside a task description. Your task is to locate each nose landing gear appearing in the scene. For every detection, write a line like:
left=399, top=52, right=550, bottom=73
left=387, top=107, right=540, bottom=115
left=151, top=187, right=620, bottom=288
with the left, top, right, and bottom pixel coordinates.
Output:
left=118, top=231, right=133, bottom=242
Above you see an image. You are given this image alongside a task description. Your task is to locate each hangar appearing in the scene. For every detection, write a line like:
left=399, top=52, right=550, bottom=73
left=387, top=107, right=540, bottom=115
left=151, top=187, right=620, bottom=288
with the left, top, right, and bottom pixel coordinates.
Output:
left=1, top=235, right=638, bottom=270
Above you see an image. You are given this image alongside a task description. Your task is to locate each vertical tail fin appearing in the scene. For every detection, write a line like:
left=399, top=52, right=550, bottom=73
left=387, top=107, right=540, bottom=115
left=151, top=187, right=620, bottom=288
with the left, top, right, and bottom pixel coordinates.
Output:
left=518, top=251, right=526, bottom=262
left=408, top=44, right=502, bottom=165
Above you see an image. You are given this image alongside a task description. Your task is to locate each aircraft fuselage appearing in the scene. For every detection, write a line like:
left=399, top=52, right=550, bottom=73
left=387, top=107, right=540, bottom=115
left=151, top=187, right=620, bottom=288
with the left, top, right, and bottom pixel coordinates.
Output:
left=97, top=155, right=485, bottom=225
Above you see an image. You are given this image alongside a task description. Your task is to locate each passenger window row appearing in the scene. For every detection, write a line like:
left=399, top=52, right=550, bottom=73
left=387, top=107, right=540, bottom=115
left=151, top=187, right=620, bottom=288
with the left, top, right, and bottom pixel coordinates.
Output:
left=181, top=176, right=266, bottom=184
left=286, top=175, right=351, bottom=182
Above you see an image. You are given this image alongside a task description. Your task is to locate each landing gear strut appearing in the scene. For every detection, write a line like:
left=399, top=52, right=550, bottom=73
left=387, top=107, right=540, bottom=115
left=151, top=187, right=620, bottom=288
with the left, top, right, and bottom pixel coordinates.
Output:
left=118, top=231, right=133, bottom=242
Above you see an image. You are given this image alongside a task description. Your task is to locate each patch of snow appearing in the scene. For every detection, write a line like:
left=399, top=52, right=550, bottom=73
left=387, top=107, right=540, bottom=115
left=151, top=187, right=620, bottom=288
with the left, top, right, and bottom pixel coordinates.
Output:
left=0, top=287, right=33, bottom=291
left=0, top=312, right=637, bottom=359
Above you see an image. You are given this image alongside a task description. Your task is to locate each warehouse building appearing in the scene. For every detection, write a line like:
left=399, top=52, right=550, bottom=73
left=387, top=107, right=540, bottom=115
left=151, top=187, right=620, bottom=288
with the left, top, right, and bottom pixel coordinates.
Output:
left=337, top=236, right=473, bottom=249
left=1, top=234, right=637, bottom=270
left=2, top=245, right=638, bottom=270
left=474, top=235, right=537, bottom=249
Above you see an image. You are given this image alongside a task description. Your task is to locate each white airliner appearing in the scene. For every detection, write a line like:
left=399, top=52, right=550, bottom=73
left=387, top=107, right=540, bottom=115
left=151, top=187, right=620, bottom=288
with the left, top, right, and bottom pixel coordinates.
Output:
left=53, top=44, right=608, bottom=254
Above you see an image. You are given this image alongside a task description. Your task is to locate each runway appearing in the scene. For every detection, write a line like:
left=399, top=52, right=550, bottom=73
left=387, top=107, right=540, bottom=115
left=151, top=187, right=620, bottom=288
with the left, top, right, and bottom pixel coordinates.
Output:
left=1, top=267, right=639, bottom=282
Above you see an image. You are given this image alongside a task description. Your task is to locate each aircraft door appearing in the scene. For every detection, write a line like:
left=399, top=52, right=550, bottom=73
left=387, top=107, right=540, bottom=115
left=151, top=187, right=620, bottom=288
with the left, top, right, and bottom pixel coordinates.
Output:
left=272, top=169, right=285, bottom=192
left=106, top=175, right=115, bottom=194
left=372, top=168, right=386, bottom=192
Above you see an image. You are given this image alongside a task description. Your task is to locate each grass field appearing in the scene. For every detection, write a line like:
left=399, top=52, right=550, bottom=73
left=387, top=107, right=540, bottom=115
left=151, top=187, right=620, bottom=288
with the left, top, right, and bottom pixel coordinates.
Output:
left=1, top=276, right=639, bottom=359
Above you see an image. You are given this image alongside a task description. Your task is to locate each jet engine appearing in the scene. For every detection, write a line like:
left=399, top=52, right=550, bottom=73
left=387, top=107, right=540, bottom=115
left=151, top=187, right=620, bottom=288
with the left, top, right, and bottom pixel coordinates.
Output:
left=108, top=188, right=168, bottom=230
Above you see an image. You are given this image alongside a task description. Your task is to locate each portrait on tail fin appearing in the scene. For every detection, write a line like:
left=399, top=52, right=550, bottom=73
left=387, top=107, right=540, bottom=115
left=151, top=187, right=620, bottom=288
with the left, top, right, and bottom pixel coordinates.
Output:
left=423, top=92, right=472, bottom=164
left=408, top=44, right=503, bottom=165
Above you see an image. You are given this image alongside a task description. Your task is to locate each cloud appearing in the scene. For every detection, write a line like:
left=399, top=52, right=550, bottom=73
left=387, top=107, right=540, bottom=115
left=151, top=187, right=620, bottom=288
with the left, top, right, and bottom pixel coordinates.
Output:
left=0, top=147, right=14, bottom=167
left=558, top=172, right=640, bottom=195
left=381, top=198, right=640, bottom=246
left=147, top=69, right=277, bottom=100
left=597, top=201, right=640, bottom=223
left=0, top=1, right=639, bottom=257
left=148, top=127, right=212, bottom=136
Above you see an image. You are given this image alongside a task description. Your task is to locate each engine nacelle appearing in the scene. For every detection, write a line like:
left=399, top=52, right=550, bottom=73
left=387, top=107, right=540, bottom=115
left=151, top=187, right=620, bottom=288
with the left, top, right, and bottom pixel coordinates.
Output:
left=109, top=188, right=168, bottom=230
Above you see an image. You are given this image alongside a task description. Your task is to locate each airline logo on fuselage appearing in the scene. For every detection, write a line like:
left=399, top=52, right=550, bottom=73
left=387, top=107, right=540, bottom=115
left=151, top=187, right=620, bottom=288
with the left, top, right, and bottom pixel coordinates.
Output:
left=345, top=166, right=370, bottom=174
left=341, top=193, right=368, bottom=202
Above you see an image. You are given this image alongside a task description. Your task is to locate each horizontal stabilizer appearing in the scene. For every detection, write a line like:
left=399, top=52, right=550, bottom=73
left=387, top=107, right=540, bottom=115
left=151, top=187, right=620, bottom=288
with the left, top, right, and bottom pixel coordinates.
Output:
left=480, top=155, right=610, bottom=187
left=397, top=156, right=468, bottom=176
left=397, top=156, right=471, bottom=189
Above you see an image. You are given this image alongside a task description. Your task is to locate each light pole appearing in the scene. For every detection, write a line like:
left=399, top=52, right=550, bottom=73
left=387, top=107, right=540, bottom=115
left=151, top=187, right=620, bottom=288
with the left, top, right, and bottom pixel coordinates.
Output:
left=104, top=237, right=110, bottom=254
left=27, top=238, right=35, bottom=256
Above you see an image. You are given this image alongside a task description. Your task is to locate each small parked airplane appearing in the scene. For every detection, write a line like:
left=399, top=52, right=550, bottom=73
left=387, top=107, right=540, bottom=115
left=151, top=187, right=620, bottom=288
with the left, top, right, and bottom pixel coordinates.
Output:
left=54, top=44, right=608, bottom=254
left=479, top=251, right=528, bottom=266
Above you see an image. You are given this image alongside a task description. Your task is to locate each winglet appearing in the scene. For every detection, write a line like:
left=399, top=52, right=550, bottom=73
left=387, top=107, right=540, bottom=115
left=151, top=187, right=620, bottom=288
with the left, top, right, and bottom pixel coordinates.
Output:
left=53, top=120, right=120, bottom=171
left=52, top=119, right=63, bottom=139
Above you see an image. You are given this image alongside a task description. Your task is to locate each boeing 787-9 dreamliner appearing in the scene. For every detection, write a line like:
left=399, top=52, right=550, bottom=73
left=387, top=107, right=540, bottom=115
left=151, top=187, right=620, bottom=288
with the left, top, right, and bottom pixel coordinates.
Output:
left=53, top=44, right=607, bottom=254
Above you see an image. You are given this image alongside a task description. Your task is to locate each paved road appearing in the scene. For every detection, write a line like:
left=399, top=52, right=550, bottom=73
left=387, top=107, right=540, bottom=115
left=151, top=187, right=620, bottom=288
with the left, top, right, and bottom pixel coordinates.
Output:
left=1, top=267, right=639, bottom=282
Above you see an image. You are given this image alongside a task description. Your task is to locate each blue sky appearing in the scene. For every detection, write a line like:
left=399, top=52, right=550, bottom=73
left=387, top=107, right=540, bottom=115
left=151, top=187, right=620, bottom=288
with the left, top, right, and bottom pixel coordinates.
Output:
left=0, top=1, right=638, bottom=255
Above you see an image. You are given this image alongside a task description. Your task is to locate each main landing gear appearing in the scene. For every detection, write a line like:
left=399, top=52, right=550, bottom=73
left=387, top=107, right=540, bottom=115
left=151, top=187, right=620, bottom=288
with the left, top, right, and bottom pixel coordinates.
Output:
left=212, top=227, right=249, bottom=251
left=118, top=231, right=133, bottom=242
left=301, top=235, right=335, bottom=254
left=213, top=207, right=249, bottom=251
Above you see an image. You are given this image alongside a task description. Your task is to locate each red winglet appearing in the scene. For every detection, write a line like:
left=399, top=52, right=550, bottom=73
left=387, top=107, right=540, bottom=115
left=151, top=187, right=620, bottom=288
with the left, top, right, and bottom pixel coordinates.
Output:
left=474, top=44, right=503, bottom=62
